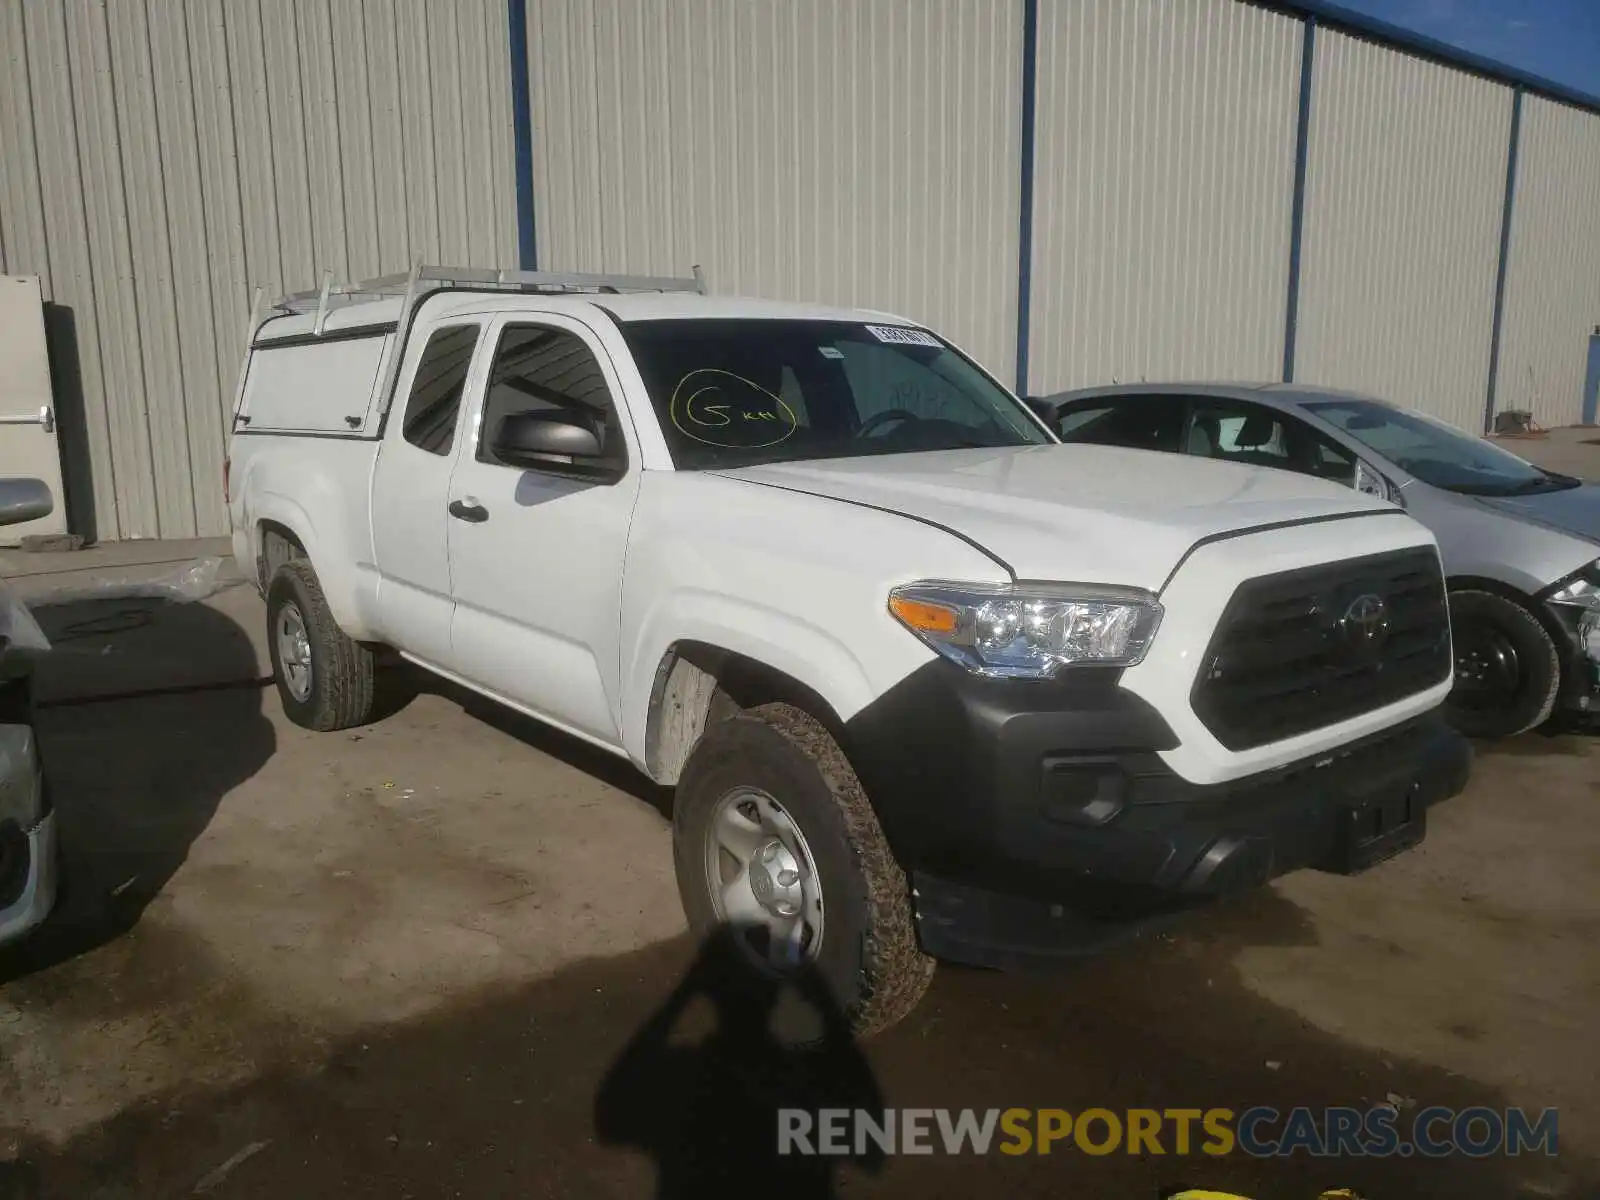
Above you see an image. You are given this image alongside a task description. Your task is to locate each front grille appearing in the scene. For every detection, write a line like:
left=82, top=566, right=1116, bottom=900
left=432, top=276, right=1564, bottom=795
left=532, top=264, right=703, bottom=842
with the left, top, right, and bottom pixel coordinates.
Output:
left=1191, top=547, right=1451, bottom=751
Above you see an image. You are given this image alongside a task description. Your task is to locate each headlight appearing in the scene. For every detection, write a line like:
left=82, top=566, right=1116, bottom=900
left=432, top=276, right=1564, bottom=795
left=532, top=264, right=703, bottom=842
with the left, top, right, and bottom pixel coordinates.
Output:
left=1580, top=611, right=1600, bottom=663
left=888, top=580, right=1162, bottom=678
left=1547, top=559, right=1600, bottom=612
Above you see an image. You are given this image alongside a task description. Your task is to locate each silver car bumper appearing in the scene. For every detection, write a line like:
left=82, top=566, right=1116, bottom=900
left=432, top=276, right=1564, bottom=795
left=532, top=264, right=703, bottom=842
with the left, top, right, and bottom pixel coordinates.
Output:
left=0, top=809, right=57, bottom=946
left=0, top=721, right=55, bottom=947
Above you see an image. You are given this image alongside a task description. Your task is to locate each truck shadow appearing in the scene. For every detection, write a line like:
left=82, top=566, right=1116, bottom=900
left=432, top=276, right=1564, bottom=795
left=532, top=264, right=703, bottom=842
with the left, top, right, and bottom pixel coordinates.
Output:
left=0, top=597, right=275, bottom=983
left=1, top=891, right=1587, bottom=1199
left=379, top=662, right=674, bottom=818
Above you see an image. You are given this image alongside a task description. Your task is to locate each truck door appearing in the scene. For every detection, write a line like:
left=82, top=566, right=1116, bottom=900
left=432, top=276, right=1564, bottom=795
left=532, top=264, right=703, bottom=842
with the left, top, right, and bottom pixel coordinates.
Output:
left=443, top=313, right=641, bottom=748
left=371, top=321, right=484, bottom=665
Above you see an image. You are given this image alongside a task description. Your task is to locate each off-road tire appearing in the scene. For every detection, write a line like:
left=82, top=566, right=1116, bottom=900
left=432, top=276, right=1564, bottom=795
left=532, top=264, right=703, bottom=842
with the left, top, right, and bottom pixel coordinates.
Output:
left=672, top=702, right=934, bottom=1035
left=1446, top=589, right=1561, bottom=739
left=266, top=560, right=375, bottom=732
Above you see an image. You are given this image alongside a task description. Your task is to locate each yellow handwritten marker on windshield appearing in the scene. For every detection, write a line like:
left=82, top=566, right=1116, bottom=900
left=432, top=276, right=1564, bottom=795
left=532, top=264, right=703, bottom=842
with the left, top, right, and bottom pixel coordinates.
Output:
left=669, top=368, right=798, bottom=449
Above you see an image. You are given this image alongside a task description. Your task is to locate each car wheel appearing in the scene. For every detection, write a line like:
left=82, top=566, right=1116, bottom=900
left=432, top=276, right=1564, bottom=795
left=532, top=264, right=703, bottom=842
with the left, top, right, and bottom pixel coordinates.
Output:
left=672, top=701, right=934, bottom=1035
left=266, top=561, right=375, bottom=731
left=1446, top=589, right=1561, bottom=739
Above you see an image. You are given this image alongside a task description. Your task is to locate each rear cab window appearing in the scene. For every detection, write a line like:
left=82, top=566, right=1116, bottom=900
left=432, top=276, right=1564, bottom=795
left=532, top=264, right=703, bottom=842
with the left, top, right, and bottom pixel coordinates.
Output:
left=401, top=324, right=480, bottom=455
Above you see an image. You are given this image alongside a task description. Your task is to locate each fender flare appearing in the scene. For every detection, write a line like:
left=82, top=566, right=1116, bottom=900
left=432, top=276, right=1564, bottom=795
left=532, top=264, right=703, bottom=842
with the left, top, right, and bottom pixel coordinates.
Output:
left=245, top=491, right=371, bottom=637
left=624, top=590, right=881, bottom=777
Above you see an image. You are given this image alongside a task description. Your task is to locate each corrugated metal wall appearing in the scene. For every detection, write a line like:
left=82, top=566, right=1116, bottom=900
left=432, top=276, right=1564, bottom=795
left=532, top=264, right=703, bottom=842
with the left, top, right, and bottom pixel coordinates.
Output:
left=1496, top=94, right=1600, bottom=428
left=1293, top=28, right=1512, bottom=431
left=525, top=0, right=1024, bottom=380
left=5, top=0, right=1600, bottom=545
left=0, top=0, right=519, bottom=541
left=1026, top=0, right=1303, bottom=396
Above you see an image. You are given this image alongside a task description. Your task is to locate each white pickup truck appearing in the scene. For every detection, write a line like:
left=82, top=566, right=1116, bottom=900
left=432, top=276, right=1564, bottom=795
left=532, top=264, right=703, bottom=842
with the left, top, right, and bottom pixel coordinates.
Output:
left=229, top=266, right=1471, bottom=1032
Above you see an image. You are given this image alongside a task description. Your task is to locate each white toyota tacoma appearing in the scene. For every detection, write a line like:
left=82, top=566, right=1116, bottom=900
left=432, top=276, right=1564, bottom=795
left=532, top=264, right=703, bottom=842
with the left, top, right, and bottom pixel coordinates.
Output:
left=228, top=267, right=1471, bottom=1032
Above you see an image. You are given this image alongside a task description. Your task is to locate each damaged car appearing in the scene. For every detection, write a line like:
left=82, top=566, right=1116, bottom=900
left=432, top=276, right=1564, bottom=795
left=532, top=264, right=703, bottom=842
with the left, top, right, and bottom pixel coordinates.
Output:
left=1036, top=384, right=1600, bottom=738
left=0, top=477, right=57, bottom=949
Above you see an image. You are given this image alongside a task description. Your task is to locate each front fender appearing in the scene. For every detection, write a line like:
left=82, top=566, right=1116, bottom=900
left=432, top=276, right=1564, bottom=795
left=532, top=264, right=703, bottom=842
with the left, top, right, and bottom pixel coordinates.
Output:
left=621, top=589, right=898, bottom=772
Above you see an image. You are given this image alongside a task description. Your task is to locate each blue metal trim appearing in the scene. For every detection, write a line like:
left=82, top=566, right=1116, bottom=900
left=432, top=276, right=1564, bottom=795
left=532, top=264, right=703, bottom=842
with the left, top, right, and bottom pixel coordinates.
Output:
left=1282, top=16, right=1316, bottom=382
left=1264, top=0, right=1600, bottom=118
left=1583, top=332, right=1600, bottom=425
left=1483, top=87, right=1524, bottom=434
left=507, top=0, right=538, bottom=270
left=1013, top=0, right=1039, bottom=396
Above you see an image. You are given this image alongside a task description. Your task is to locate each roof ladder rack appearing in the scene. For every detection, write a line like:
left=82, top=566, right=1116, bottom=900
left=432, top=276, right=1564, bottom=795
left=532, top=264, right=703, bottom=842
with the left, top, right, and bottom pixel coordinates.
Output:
left=270, top=262, right=706, bottom=319
left=251, top=262, right=707, bottom=427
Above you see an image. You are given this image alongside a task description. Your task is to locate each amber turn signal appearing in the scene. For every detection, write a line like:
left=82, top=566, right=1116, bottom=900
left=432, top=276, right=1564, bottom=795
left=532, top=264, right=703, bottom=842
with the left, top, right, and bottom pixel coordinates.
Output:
left=888, top=594, right=959, bottom=635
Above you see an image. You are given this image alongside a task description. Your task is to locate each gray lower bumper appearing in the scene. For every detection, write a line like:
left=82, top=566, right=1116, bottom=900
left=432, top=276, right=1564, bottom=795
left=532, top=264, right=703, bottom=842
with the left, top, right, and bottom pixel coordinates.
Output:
left=0, top=809, right=57, bottom=947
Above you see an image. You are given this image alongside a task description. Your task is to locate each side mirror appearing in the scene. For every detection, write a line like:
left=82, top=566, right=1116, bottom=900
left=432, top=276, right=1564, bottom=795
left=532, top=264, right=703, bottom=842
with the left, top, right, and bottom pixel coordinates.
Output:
left=0, top=478, right=53, bottom=527
left=1024, top=397, right=1058, bottom=424
left=1354, top=460, right=1396, bottom=503
left=491, top=411, right=604, bottom=465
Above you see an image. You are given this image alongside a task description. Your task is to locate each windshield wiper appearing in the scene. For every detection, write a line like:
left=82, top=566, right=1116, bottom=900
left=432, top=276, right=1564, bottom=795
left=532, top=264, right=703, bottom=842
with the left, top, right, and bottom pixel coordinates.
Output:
left=1505, top=471, right=1581, bottom=495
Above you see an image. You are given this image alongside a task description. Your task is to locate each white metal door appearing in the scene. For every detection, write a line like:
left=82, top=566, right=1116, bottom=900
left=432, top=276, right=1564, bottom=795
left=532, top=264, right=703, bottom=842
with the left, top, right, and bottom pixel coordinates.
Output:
left=371, top=321, right=487, bottom=666
left=445, top=314, right=640, bottom=748
left=0, top=277, right=68, bottom=543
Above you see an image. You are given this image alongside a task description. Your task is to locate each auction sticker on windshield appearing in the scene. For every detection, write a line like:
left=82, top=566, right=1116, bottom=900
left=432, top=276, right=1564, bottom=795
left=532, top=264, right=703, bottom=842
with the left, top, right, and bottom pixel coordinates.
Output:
left=865, top=325, right=941, bottom=348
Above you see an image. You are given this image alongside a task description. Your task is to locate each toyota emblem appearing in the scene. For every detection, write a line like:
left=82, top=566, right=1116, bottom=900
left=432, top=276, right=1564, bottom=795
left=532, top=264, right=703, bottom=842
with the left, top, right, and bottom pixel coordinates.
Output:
left=1339, top=592, right=1389, bottom=653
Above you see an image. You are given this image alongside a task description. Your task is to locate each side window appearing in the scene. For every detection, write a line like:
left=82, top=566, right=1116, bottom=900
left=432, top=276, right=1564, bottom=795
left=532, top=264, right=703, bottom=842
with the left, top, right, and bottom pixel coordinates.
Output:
left=402, top=324, right=479, bottom=455
left=480, top=325, right=625, bottom=472
left=1059, top=395, right=1186, bottom=453
left=1055, top=403, right=1114, bottom=437
left=1189, top=401, right=1288, bottom=465
left=1190, top=399, right=1357, bottom=483
left=1302, top=424, right=1357, bottom=484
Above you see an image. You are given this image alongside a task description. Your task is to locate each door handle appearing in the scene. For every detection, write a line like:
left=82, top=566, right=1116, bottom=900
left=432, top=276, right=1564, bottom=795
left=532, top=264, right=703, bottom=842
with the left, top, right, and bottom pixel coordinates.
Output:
left=0, top=405, right=54, bottom=432
left=448, top=499, right=489, bottom=523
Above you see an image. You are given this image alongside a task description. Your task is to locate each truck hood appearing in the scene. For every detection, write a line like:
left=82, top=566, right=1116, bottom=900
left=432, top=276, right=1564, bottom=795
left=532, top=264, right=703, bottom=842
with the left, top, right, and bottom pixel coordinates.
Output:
left=715, top=445, right=1396, bottom=592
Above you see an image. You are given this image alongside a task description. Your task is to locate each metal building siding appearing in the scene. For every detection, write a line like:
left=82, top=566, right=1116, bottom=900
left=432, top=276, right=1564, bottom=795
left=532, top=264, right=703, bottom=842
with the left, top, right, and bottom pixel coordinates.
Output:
left=1496, top=95, right=1600, bottom=428
left=1025, top=0, right=1303, bottom=396
left=0, top=0, right=519, bottom=540
left=67, top=0, right=164, bottom=538
left=1294, top=29, right=1511, bottom=430
left=525, top=0, right=1024, bottom=378
left=5, top=1, right=123, bottom=537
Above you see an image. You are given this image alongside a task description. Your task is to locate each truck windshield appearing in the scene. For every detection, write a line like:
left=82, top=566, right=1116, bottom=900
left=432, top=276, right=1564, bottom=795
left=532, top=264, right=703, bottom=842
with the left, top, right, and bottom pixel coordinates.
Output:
left=618, top=319, right=1052, bottom=470
left=1304, top=398, right=1578, bottom=496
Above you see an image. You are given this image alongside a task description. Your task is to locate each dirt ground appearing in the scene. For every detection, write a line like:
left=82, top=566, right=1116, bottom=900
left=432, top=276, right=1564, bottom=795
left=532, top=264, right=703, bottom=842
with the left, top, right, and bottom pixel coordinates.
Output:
left=1, top=433, right=1597, bottom=1198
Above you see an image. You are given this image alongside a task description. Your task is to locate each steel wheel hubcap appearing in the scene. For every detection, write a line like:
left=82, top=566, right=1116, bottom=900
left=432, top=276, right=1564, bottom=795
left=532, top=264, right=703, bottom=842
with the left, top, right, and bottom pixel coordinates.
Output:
left=705, top=787, right=824, bottom=970
left=1453, top=624, right=1521, bottom=708
left=276, top=603, right=313, bottom=702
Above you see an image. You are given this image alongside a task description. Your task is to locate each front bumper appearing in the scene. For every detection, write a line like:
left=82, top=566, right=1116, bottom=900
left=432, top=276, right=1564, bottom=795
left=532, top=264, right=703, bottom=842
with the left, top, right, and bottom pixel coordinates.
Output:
left=1544, top=602, right=1600, bottom=721
left=843, top=661, right=1471, bottom=969
left=0, top=809, right=57, bottom=947
left=0, top=704, right=57, bottom=949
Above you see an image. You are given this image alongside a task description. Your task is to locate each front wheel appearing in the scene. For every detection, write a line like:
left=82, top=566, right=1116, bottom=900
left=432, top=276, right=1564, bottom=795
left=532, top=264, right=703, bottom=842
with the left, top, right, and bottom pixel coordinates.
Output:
left=265, top=561, right=376, bottom=731
left=1446, top=589, right=1561, bottom=739
left=671, top=702, right=934, bottom=1035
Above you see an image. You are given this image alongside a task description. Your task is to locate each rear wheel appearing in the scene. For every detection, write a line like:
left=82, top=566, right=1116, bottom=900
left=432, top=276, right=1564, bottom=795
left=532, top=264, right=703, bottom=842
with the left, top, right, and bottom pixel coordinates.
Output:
left=672, top=702, right=934, bottom=1035
left=266, top=561, right=376, bottom=731
left=1446, top=589, right=1561, bottom=739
